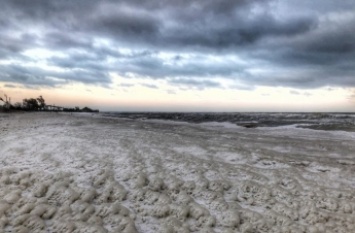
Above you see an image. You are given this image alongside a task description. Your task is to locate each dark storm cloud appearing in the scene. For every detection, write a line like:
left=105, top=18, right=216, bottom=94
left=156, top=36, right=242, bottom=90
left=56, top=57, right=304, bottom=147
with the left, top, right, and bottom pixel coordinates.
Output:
left=161, top=13, right=317, bottom=49
left=274, top=18, right=355, bottom=60
left=243, top=13, right=355, bottom=88
left=0, top=0, right=354, bottom=89
left=87, top=9, right=160, bottom=41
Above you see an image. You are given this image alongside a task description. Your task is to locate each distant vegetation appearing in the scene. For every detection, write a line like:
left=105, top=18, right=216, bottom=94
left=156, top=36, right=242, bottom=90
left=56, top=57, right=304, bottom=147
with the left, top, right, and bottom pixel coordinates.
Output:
left=0, top=94, right=99, bottom=113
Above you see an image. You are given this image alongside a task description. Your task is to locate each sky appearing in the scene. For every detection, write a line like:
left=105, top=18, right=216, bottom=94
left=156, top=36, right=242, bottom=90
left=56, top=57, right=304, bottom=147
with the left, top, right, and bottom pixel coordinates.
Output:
left=0, top=0, right=355, bottom=112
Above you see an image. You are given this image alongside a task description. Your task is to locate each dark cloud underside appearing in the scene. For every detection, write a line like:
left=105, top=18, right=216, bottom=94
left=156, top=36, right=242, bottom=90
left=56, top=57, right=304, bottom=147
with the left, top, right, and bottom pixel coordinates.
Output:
left=0, top=0, right=354, bottom=89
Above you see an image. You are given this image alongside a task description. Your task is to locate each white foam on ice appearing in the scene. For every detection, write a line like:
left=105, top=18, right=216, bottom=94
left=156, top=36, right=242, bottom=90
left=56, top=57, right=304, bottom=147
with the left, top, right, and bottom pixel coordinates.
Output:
left=1, top=112, right=355, bottom=232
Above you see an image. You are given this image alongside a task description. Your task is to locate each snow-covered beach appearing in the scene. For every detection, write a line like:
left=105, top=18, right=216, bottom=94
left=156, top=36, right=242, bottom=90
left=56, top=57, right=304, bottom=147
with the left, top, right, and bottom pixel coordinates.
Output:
left=1, top=112, right=355, bottom=232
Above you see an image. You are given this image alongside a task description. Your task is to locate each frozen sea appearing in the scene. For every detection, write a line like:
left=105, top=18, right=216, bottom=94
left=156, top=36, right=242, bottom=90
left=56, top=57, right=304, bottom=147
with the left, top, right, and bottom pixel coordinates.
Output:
left=1, top=112, right=355, bottom=232
left=103, top=112, right=355, bottom=131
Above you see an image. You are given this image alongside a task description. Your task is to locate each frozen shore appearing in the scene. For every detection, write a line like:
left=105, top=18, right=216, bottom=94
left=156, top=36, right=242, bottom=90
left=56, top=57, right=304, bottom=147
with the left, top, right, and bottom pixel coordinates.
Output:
left=1, top=112, right=355, bottom=232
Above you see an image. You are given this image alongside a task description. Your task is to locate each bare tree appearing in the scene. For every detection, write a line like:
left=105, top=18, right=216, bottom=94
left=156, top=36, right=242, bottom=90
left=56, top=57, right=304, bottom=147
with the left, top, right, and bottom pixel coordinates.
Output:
left=37, top=95, right=46, bottom=110
left=23, top=98, right=40, bottom=111
left=0, top=94, right=11, bottom=111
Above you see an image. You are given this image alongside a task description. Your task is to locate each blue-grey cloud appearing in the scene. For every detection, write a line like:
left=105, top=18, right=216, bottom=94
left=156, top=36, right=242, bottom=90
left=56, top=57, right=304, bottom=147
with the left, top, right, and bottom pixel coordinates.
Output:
left=0, top=0, right=354, bottom=89
left=0, top=64, right=110, bottom=86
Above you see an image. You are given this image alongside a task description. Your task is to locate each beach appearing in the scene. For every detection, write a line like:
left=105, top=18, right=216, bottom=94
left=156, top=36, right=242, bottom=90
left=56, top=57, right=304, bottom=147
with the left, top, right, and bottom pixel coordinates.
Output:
left=1, top=112, right=355, bottom=232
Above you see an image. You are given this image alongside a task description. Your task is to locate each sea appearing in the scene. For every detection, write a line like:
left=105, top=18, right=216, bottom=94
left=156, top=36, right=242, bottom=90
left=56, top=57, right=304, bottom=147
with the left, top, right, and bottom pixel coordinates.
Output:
left=102, top=112, right=355, bottom=132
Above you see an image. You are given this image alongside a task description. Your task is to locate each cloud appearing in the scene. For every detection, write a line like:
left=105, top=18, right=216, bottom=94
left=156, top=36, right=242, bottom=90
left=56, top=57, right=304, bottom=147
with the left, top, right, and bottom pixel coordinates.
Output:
left=86, top=5, right=160, bottom=41
left=44, top=32, right=93, bottom=51
left=304, top=92, right=312, bottom=97
left=0, top=0, right=317, bottom=51
left=160, top=13, right=316, bottom=50
left=141, top=83, right=158, bottom=89
left=4, top=84, right=17, bottom=88
left=169, top=78, right=221, bottom=90
left=48, top=50, right=248, bottom=82
left=0, top=64, right=110, bottom=87
left=118, top=83, right=135, bottom=88
left=0, top=0, right=354, bottom=90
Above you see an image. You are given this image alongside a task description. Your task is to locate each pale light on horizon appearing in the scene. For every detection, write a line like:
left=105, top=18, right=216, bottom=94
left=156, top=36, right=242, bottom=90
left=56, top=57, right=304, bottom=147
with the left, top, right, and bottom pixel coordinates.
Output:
left=1, top=80, right=354, bottom=112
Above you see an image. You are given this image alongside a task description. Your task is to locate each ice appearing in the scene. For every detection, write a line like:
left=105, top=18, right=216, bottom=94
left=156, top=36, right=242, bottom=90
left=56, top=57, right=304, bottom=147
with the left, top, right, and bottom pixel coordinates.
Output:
left=198, top=121, right=242, bottom=129
left=1, top=112, right=355, bottom=232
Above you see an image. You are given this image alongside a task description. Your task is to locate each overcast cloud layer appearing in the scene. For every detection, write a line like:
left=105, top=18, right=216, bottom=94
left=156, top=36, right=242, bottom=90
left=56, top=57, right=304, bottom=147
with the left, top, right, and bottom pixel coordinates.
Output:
left=0, top=0, right=354, bottom=89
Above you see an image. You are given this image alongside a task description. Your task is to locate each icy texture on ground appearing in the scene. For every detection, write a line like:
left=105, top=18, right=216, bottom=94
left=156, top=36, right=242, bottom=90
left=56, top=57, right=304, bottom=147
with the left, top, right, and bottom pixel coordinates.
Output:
left=1, top=113, right=355, bottom=232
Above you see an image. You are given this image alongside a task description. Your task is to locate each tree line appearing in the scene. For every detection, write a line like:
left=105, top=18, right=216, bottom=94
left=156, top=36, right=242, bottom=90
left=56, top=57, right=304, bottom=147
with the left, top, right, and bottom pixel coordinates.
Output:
left=1, top=94, right=98, bottom=112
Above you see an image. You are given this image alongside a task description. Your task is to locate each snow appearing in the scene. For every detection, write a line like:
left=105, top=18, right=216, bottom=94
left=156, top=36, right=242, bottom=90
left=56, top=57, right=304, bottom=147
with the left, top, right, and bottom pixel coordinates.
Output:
left=1, top=112, right=355, bottom=232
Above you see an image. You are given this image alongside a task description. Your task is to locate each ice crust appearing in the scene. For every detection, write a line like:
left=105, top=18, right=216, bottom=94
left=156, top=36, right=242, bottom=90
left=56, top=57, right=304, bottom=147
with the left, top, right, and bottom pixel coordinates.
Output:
left=1, top=112, right=355, bottom=232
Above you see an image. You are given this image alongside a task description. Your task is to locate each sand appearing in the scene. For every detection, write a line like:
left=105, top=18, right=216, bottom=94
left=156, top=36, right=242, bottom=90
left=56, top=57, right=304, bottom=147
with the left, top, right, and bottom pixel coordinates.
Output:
left=1, top=112, right=355, bottom=232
